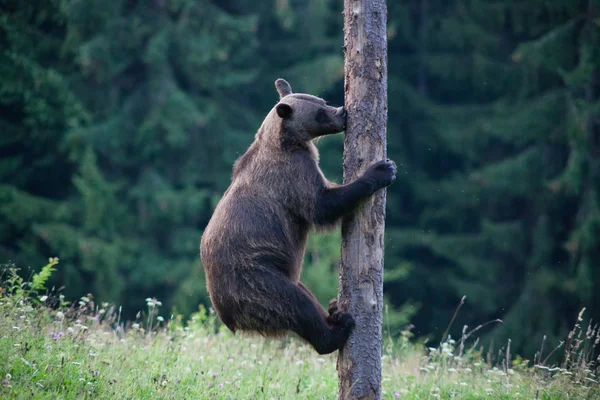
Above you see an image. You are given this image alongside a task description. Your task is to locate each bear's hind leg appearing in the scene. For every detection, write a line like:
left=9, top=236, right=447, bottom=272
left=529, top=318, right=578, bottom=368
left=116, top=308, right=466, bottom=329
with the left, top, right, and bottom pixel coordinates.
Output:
left=296, top=281, right=330, bottom=319
left=283, top=282, right=354, bottom=355
left=231, top=270, right=354, bottom=354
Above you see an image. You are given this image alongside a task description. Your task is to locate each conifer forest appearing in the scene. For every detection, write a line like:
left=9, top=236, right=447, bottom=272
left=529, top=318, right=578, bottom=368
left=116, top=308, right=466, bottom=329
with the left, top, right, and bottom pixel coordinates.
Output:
left=1, top=0, right=599, bottom=358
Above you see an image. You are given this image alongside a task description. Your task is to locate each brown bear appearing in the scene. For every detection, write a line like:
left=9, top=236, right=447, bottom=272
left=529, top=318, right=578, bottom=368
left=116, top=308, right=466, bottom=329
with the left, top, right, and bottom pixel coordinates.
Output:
left=200, top=78, right=396, bottom=355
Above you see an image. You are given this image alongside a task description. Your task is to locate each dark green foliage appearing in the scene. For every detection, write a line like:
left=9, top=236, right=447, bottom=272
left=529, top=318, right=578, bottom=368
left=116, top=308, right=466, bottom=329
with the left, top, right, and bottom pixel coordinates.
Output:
left=0, top=0, right=88, bottom=268
left=383, top=0, right=600, bottom=356
left=56, top=0, right=265, bottom=314
left=1, top=0, right=599, bottom=357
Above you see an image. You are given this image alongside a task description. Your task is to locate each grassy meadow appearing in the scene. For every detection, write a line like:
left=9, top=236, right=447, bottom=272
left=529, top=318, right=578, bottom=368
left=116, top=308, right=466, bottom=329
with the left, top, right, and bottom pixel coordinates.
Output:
left=1, top=260, right=599, bottom=399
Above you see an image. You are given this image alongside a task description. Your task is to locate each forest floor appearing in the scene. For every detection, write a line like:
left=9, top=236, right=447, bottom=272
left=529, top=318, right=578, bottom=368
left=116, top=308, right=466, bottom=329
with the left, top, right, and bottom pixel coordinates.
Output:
left=1, top=261, right=599, bottom=399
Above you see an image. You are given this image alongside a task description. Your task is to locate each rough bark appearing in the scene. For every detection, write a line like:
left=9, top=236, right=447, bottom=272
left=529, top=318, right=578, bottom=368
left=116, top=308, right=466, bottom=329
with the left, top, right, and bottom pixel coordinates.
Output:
left=337, top=0, right=388, bottom=399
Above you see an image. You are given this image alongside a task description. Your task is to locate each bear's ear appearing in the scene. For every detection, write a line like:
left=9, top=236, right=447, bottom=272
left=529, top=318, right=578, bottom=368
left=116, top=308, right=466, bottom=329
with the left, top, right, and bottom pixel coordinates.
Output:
left=275, top=78, right=293, bottom=99
left=276, top=103, right=293, bottom=119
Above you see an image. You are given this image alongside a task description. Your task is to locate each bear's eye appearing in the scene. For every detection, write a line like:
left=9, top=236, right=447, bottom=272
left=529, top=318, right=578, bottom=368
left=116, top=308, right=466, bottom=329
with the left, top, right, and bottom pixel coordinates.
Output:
left=315, top=109, right=329, bottom=124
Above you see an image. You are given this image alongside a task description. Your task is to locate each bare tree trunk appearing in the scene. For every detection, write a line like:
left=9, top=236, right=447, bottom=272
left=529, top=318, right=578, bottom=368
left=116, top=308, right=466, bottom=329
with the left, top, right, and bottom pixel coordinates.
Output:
left=337, top=0, right=388, bottom=399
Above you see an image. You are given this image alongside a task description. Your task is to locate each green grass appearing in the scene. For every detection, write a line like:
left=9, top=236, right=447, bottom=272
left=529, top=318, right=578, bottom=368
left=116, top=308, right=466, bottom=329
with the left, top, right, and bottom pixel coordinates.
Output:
left=1, top=260, right=598, bottom=399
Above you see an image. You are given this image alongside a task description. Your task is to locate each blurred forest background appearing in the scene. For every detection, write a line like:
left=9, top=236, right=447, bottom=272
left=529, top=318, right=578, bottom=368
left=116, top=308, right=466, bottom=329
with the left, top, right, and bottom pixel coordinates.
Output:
left=1, top=0, right=599, bottom=357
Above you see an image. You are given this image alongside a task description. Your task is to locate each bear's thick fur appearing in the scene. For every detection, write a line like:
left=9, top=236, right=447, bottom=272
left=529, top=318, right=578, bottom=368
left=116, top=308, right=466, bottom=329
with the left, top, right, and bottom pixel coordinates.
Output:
left=200, top=79, right=396, bottom=354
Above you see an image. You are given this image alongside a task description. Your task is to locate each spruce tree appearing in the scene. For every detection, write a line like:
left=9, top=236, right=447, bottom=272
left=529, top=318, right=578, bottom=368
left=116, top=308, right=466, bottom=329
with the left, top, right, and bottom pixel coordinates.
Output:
left=49, top=0, right=262, bottom=314
left=381, top=0, right=600, bottom=355
left=0, top=0, right=87, bottom=270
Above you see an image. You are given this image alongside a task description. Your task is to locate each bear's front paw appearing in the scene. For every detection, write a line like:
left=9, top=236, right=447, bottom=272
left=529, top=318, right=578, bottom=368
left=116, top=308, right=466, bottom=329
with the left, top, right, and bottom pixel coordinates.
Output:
left=328, top=298, right=338, bottom=316
left=328, top=311, right=355, bottom=332
left=363, top=159, right=397, bottom=191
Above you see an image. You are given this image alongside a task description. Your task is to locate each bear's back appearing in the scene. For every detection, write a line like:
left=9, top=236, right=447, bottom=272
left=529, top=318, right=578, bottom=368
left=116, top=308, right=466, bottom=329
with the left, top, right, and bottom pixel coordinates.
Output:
left=200, top=146, right=317, bottom=281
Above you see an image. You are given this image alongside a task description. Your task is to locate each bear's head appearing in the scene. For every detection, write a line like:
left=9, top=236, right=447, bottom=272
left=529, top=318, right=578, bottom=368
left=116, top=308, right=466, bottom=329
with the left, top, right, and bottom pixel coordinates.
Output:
left=273, top=78, right=346, bottom=143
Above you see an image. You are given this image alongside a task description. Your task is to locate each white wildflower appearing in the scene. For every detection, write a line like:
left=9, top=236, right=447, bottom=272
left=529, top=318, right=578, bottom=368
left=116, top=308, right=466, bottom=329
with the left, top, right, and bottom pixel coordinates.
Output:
left=145, top=298, right=162, bottom=308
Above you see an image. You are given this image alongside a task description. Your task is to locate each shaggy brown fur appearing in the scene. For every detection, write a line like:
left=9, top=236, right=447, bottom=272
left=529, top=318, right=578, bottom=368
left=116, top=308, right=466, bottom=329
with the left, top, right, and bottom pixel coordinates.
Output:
left=200, top=79, right=396, bottom=354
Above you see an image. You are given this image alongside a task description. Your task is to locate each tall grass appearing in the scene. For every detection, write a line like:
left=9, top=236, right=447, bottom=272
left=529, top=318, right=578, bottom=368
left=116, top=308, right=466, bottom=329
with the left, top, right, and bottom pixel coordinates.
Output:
left=1, top=259, right=598, bottom=399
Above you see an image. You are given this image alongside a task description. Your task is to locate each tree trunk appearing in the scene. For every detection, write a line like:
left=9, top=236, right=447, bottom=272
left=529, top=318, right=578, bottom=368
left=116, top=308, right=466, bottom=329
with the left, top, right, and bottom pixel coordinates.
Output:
left=337, top=0, right=388, bottom=399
